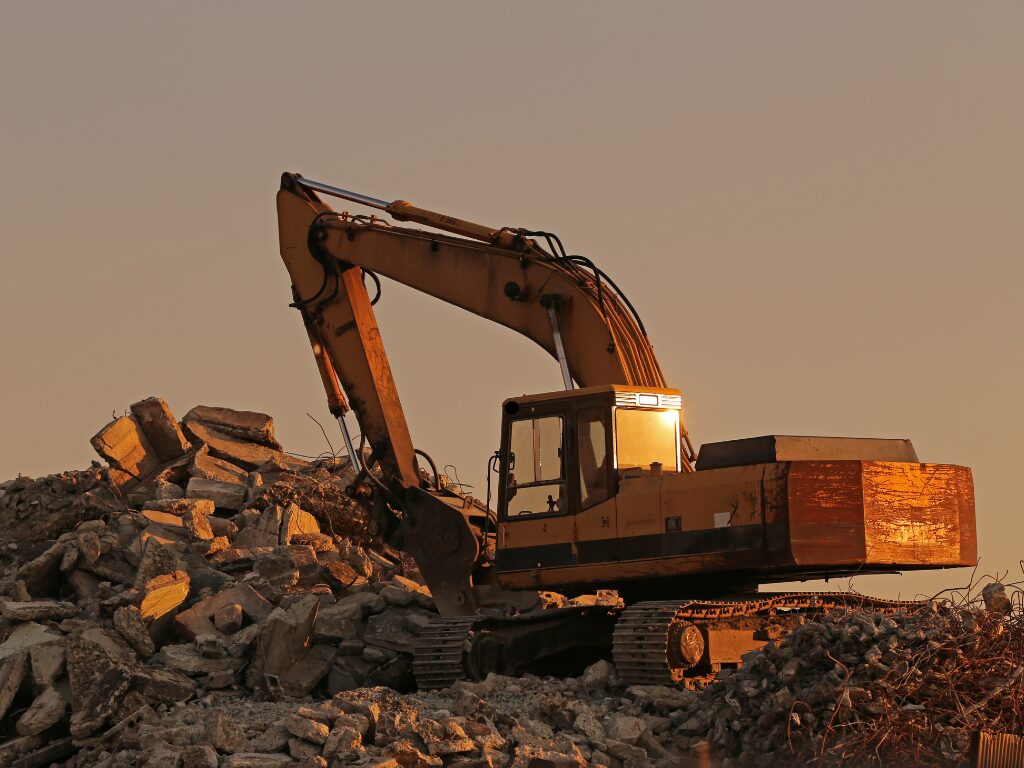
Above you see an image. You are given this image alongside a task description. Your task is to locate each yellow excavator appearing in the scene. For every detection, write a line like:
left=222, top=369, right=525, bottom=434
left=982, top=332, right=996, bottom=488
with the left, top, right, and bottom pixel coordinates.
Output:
left=276, top=172, right=976, bottom=688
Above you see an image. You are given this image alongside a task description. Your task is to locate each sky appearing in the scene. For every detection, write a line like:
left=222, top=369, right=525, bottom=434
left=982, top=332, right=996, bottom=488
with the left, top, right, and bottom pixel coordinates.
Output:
left=1, top=2, right=1021, bottom=600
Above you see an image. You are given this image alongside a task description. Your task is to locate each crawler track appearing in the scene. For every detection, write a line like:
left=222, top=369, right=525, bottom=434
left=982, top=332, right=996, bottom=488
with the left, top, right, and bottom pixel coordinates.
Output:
left=613, top=592, right=922, bottom=687
left=411, top=617, right=477, bottom=690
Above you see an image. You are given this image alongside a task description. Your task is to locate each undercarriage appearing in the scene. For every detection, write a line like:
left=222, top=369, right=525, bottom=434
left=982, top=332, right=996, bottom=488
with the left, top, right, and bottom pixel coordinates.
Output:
left=413, top=592, right=922, bottom=690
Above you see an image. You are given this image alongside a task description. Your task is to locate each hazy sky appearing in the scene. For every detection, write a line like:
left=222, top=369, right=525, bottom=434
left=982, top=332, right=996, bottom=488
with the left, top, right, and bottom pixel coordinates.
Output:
left=2, top=3, right=1021, bottom=599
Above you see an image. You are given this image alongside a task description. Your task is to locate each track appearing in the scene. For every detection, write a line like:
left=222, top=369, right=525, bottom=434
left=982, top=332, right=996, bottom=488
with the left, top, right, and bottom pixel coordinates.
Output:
left=411, top=617, right=477, bottom=690
left=613, top=592, right=922, bottom=687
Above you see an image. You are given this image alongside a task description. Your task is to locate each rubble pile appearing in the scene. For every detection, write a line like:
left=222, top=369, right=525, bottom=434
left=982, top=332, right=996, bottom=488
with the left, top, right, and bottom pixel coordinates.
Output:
left=0, top=397, right=454, bottom=766
left=668, top=584, right=1024, bottom=766
left=63, top=661, right=698, bottom=768
left=0, top=395, right=1021, bottom=767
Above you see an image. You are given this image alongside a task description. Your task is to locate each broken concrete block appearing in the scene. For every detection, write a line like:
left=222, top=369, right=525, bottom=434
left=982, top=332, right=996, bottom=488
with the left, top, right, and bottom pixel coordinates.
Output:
left=227, top=624, right=260, bottom=659
left=208, top=517, right=239, bottom=540
left=289, top=738, right=322, bottom=759
left=0, top=735, right=44, bottom=767
left=91, top=414, right=160, bottom=486
left=183, top=419, right=289, bottom=472
left=133, top=539, right=180, bottom=591
left=284, top=713, right=330, bottom=744
left=387, top=741, right=443, bottom=768
left=187, top=477, right=246, bottom=510
left=604, top=715, right=645, bottom=745
left=281, top=503, right=320, bottom=544
left=184, top=405, right=282, bottom=449
left=15, top=543, right=64, bottom=597
left=291, top=545, right=322, bottom=587
left=174, top=583, right=272, bottom=640
left=131, top=666, right=196, bottom=704
left=0, top=623, right=61, bottom=662
left=221, top=754, right=296, bottom=768
left=67, top=568, right=103, bottom=601
left=214, top=602, right=244, bottom=634
left=143, top=509, right=186, bottom=528
left=139, top=523, right=186, bottom=548
left=330, top=592, right=386, bottom=622
left=0, top=652, right=29, bottom=720
left=130, top=397, right=191, bottom=462
left=0, top=599, right=78, bottom=621
left=323, top=723, right=364, bottom=757
left=183, top=744, right=220, bottom=768
left=247, top=596, right=319, bottom=694
left=206, top=710, right=250, bottom=753
left=8, top=735, right=74, bottom=767
left=210, top=548, right=255, bottom=573
left=77, top=530, right=102, bottom=565
left=322, top=560, right=367, bottom=591
left=291, top=532, right=336, bottom=552
left=65, top=628, right=135, bottom=737
left=156, top=644, right=243, bottom=676
left=195, top=633, right=228, bottom=659
left=140, top=571, right=190, bottom=641
left=254, top=547, right=300, bottom=592
left=249, top=723, right=291, bottom=753
left=29, top=640, right=66, bottom=688
left=364, top=609, right=432, bottom=654
left=379, top=584, right=415, bottom=607
left=234, top=505, right=285, bottom=550
left=182, top=508, right=215, bottom=540
left=191, top=450, right=249, bottom=484
left=16, top=686, right=66, bottom=736
left=156, top=479, right=185, bottom=500
left=280, top=644, right=338, bottom=698
left=114, top=605, right=156, bottom=657
left=144, top=497, right=216, bottom=517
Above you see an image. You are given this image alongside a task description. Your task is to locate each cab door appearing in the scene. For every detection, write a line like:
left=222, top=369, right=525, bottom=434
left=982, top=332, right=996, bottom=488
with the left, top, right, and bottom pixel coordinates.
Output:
left=573, top=406, right=618, bottom=564
left=495, top=412, right=576, bottom=572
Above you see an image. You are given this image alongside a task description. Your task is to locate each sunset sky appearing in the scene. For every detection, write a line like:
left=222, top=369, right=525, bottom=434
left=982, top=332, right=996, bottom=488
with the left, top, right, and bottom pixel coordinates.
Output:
left=1, top=3, right=1021, bottom=599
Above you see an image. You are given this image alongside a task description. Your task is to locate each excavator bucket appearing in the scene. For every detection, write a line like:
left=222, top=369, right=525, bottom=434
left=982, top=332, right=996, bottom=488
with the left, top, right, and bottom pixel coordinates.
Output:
left=400, top=487, right=480, bottom=617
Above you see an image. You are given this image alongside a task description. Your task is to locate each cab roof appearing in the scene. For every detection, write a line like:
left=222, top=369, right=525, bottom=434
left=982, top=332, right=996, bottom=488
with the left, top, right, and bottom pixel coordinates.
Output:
left=502, top=384, right=683, bottom=409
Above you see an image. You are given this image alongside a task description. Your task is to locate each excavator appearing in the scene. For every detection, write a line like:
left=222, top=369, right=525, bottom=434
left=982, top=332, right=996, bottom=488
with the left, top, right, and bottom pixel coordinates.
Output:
left=276, top=172, right=977, bottom=689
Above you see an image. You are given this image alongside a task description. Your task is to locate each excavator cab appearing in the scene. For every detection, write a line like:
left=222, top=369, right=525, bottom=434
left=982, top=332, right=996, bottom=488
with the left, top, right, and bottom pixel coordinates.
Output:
left=494, top=386, right=684, bottom=577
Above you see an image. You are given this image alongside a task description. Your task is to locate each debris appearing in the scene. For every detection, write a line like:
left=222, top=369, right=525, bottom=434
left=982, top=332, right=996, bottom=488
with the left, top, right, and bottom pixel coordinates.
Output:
left=16, top=686, right=66, bottom=736
left=130, top=397, right=192, bottom=462
left=0, top=652, right=29, bottom=720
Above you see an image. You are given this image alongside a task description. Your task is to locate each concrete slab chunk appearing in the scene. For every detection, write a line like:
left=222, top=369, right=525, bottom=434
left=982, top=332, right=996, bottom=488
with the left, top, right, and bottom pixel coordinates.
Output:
left=90, top=415, right=159, bottom=484
left=130, top=397, right=191, bottom=462
left=0, top=623, right=61, bottom=662
left=16, top=686, right=66, bottom=736
left=0, top=652, right=29, bottom=720
left=184, top=405, right=282, bottom=449
left=187, top=477, right=247, bottom=510
left=174, top=582, right=273, bottom=640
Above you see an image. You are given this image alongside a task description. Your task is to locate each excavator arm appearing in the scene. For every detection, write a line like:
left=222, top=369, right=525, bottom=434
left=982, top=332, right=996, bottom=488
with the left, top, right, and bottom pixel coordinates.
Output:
left=275, top=172, right=685, bottom=615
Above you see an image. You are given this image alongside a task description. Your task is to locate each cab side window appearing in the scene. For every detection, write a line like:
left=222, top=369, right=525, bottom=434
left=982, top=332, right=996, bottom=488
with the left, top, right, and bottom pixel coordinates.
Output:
left=577, top=407, right=610, bottom=509
left=507, top=416, right=566, bottom=517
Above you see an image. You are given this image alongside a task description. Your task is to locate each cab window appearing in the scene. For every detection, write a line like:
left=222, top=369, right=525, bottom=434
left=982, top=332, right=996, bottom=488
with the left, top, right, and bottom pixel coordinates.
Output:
left=615, top=408, right=679, bottom=471
left=506, top=416, right=566, bottom=517
left=577, top=407, right=610, bottom=509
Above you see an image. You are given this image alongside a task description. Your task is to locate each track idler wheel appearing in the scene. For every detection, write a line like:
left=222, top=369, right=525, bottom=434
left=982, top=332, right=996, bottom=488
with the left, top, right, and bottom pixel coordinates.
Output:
left=668, top=621, right=705, bottom=670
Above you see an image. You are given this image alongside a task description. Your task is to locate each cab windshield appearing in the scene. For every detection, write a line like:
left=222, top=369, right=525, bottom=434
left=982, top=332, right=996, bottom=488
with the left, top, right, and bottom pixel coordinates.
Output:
left=615, top=408, right=679, bottom=471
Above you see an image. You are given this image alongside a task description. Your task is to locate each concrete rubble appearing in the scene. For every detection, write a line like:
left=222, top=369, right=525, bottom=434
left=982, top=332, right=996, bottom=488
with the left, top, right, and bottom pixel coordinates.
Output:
left=0, top=396, right=1020, bottom=767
